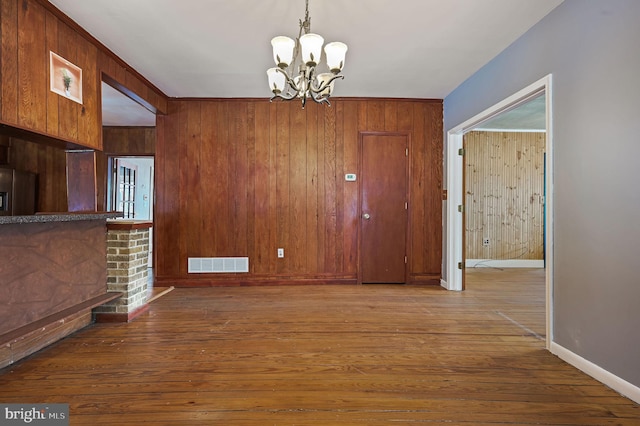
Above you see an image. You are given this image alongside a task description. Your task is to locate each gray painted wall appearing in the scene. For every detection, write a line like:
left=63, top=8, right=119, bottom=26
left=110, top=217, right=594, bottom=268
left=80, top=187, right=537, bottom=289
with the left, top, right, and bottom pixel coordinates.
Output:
left=444, top=0, right=640, bottom=387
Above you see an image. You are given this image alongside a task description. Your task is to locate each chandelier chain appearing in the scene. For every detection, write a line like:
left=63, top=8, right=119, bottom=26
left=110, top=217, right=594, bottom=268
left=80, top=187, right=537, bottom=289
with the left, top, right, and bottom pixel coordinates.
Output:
left=301, top=0, right=311, bottom=35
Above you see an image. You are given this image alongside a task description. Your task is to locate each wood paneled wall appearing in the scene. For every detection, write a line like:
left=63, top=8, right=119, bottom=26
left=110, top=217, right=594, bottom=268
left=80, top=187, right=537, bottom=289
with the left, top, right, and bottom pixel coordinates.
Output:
left=156, top=98, right=443, bottom=285
left=0, top=135, right=67, bottom=212
left=0, top=0, right=166, bottom=147
left=0, top=0, right=166, bottom=212
left=0, top=0, right=100, bottom=148
left=102, top=127, right=156, bottom=155
left=464, top=131, right=545, bottom=260
left=0, top=220, right=107, bottom=335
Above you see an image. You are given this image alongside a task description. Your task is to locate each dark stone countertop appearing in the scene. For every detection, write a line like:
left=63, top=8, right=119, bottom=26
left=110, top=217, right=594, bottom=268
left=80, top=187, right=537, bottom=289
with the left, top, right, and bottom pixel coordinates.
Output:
left=0, top=211, right=123, bottom=225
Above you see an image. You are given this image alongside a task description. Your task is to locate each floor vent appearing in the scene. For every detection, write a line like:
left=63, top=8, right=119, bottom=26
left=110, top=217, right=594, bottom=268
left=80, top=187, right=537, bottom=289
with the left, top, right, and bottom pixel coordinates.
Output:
left=188, top=257, right=249, bottom=273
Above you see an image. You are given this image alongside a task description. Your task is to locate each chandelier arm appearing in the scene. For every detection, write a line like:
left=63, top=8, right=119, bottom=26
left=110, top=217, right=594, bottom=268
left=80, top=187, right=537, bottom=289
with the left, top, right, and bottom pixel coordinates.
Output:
left=270, top=67, right=308, bottom=102
left=270, top=91, right=297, bottom=102
left=308, top=90, right=331, bottom=105
left=308, top=71, right=329, bottom=105
left=276, top=67, right=304, bottom=96
left=309, top=74, right=344, bottom=95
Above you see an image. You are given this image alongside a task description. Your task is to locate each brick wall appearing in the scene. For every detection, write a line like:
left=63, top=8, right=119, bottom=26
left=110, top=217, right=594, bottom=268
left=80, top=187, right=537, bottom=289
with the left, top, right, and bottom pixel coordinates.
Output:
left=95, top=227, right=150, bottom=316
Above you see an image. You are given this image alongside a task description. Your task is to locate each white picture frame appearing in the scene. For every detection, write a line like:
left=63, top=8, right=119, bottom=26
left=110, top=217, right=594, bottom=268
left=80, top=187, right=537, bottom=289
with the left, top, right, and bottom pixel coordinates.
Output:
left=50, top=51, right=83, bottom=104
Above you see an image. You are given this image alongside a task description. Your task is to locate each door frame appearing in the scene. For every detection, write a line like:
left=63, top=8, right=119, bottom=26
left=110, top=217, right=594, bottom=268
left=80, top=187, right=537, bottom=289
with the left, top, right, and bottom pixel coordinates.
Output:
left=107, top=156, right=154, bottom=218
left=107, top=155, right=155, bottom=268
left=445, top=74, right=554, bottom=347
left=357, top=131, right=412, bottom=284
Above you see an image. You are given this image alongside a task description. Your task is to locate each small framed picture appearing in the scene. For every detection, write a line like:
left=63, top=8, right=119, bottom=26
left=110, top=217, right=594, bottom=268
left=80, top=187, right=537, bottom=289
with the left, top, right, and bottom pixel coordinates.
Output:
left=50, top=51, right=83, bottom=104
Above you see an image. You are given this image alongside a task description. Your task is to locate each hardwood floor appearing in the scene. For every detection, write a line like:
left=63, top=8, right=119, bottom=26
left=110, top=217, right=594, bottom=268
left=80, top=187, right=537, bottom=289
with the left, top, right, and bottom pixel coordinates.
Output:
left=1, top=269, right=638, bottom=425
left=465, top=267, right=546, bottom=339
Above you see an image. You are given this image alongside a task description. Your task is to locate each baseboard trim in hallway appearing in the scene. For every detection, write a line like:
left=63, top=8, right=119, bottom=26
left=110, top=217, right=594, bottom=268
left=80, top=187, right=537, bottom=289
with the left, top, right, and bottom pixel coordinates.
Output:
left=551, top=341, right=640, bottom=404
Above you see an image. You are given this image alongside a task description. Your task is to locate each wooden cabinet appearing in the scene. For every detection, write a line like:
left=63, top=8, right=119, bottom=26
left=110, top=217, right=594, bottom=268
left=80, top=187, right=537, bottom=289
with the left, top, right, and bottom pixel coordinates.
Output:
left=1, top=0, right=101, bottom=149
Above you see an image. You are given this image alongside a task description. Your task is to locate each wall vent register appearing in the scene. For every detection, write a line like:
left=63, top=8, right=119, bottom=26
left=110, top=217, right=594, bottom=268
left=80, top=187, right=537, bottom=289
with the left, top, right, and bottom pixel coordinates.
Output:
left=188, top=257, right=249, bottom=273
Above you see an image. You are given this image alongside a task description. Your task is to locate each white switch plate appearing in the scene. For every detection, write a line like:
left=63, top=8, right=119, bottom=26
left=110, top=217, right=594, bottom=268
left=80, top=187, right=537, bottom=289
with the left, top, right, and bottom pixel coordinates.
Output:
left=277, top=248, right=284, bottom=258
left=345, top=173, right=356, bottom=181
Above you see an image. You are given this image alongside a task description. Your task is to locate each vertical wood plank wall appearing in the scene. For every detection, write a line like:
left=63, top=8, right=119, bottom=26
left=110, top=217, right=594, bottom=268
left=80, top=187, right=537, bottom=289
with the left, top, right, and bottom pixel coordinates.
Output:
left=102, top=127, right=156, bottom=155
left=0, top=0, right=166, bottom=150
left=0, top=135, right=68, bottom=212
left=464, top=131, right=545, bottom=260
left=156, top=99, right=443, bottom=285
left=0, top=0, right=166, bottom=212
left=0, top=0, right=100, bottom=148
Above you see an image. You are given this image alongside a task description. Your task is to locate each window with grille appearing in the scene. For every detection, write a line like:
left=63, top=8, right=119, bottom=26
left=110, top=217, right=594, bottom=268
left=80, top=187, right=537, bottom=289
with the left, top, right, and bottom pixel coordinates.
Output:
left=117, top=164, right=136, bottom=219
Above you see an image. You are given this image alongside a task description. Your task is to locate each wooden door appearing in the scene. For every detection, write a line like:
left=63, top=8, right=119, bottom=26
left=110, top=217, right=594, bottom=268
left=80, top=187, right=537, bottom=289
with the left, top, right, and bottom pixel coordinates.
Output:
left=359, top=133, right=409, bottom=283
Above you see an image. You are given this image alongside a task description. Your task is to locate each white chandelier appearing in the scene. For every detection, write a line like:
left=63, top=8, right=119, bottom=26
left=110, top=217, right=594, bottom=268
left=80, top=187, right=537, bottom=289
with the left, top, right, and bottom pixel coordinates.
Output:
left=267, top=0, right=348, bottom=107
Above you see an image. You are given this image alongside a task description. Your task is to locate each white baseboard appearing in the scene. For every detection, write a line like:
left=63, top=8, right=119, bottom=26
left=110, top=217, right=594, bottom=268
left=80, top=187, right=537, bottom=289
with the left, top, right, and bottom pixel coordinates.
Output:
left=550, top=342, right=640, bottom=404
left=440, top=279, right=449, bottom=290
left=466, top=259, right=544, bottom=268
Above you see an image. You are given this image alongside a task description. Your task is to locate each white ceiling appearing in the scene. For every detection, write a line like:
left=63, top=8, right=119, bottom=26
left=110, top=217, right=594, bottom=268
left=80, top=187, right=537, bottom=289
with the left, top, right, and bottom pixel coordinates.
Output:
left=101, top=83, right=156, bottom=126
left=49, top=0, right=562, bottom=126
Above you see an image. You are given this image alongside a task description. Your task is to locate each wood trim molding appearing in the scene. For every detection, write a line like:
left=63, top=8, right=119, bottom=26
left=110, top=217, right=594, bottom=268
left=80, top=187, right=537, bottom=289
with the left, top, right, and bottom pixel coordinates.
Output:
left=102, top=73, right=160, bottom=115
left=106, top=221, right=153, bottom=231
left=155, top=277, right=358, bottom=287
left=0, top=120, right=91, bottom=150
left=334, top=97, right=443, bottom=103
left=172, top=97, right=444, bottom=103
left=0, top=292, right=122, bottom=346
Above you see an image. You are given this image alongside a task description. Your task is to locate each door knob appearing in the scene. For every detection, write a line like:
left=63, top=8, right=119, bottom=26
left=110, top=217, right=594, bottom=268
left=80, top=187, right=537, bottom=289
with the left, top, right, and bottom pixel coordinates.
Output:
left=362, top=213, right=371, bottom=220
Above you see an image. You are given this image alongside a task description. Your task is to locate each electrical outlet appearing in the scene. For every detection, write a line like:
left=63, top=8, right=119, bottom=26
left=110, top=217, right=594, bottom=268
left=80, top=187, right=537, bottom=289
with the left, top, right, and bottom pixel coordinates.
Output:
left=277, top=248, right=284, bottom=258
left=483, top=238, right=490, bottom=246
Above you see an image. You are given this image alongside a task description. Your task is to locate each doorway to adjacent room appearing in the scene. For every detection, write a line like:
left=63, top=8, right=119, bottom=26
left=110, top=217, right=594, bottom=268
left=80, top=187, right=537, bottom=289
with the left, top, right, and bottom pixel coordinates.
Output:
left=107, top=155, right=155, bottom=266
left=446, top=75, right=553, bottom=346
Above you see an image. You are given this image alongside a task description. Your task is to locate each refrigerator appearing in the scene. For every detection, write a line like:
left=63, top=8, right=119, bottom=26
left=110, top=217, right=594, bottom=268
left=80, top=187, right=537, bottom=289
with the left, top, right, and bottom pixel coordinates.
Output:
left=0, top=168, right=37, bottom=216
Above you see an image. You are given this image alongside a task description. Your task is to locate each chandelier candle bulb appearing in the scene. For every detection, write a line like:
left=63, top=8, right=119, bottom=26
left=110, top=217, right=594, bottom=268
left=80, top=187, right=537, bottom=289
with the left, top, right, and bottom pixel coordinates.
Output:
left=324, top=42, right=348, bottom=73
left=271, top=36, right=295, bottom=68
left=300, top=33, right=324, bottom=66
left=267, top=68, right=285, bottom=94
left=316, top=73, right=335, bottom=96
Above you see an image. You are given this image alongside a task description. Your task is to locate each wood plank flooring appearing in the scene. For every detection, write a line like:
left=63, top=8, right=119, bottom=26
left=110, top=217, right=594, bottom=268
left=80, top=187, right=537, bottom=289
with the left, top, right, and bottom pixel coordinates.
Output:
left=1, top=268, right=638, bottom=424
